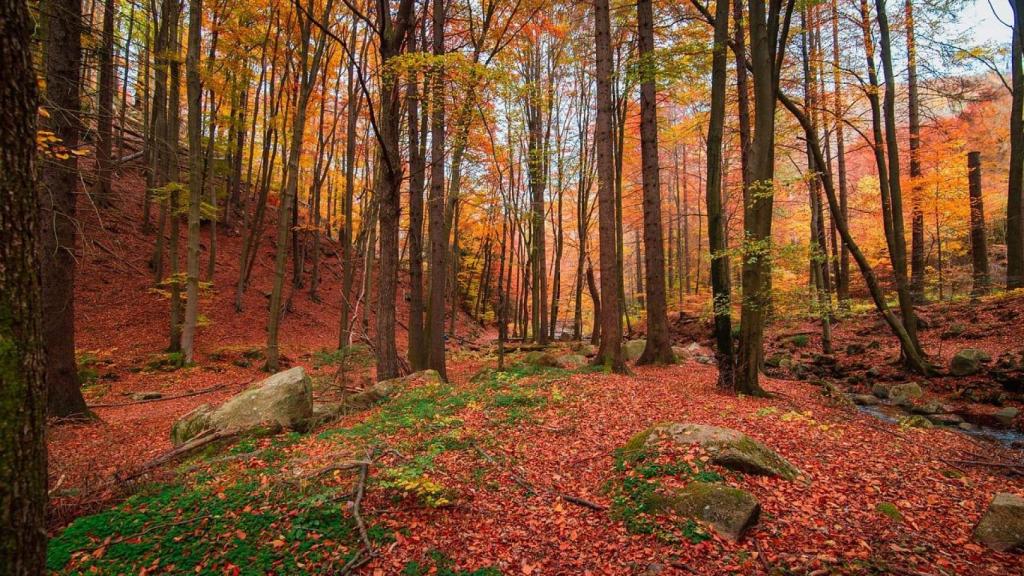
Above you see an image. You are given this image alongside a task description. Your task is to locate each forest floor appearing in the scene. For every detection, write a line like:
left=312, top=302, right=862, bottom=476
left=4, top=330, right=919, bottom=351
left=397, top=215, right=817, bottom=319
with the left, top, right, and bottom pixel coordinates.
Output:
left=46, top=180, right=1024, bottom=574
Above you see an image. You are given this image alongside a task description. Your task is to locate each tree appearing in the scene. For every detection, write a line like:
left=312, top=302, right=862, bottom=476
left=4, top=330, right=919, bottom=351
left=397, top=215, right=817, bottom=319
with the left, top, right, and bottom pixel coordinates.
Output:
left=427, top=0, right=449, bottom=378
left=906, top=0, right=926, bottom=302
left=967, top=151, right=990, bottom=295
left=94, top=0, right=116, bottom=207
left=734, top=0, right=795, bottom=396
left=636, top=0, right=675, bottom=366
left=182, top=0, right=204, bottom=363
left=0, top=0, right=48, bottom=569
left=1008, top=0, right=1024, bottom=289
left=593, top=0, right=626, bottom=373
left=705, top=0, right=737, bottom=387
left=40, top=0, right=91, bottom=418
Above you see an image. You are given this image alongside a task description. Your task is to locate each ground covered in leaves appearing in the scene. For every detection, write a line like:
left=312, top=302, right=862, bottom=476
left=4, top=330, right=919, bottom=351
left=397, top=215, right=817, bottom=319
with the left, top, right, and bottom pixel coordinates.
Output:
left=49, top=352, right=1023, bottom=575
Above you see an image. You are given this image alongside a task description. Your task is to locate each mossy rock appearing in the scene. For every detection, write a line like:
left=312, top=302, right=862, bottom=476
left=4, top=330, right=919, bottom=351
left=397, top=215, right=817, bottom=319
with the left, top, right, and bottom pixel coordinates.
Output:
left=950, top=349, right=991, bottom=376
left=170, top=367, right=312, bottom=446
left=646, top=482, right=760, bottom=542
left=898, top=415, right=934, bottom=429
left=623, top=423, right=800, bottom=480
left=523, top=351, right=559, bottom=367
left=974, top=492, right=1024, bottom=552
left=554, top=354, right=587, bottom=370
left=623, top=340, right=647, bottom=362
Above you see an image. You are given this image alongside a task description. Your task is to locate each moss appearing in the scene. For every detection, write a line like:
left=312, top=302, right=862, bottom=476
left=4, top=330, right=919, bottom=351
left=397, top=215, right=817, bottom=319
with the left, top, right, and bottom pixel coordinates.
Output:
left=617, top=427, right=656, bottom=465
left=710, top=436, right=800, bottom=481
left=875, top=502, right=903, bottom=522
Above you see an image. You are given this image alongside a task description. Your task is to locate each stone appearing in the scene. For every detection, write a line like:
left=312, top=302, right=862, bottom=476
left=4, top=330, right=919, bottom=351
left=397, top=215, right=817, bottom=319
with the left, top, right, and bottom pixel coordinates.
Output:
left=646, top=482, right=760, bottom=542
left=950, top=348, right=991, bottom=377
left=850, top=394, right=880, bottom=406
left=171, top=367, right=312, bottom=445
left=926, top=413, right=964, bottom=426
left=845, top=343, right=866, bottom=356
left=523, top=351, right=559, bottom=367
left=888, top=382, right=923, bottom=406
left=995, top=407, right=1020, bottom=427
left=898, top=415, right=934, bottom=429
left=572, top=343, right=597, bottom=357
left=554, top=354, right=587, bottom=370
left=909, top=400, right=945, bottom=415
left=974, top=492, right=1024, bottom=552
left=683, top=342, right=716, bottom=365
left=625, top=423, right=800, bottom=480
left=623, top=339, right=647, bottom=361
left=872, top=383, right=890, bottom=399
left=866, top=367, right=881, bottom=379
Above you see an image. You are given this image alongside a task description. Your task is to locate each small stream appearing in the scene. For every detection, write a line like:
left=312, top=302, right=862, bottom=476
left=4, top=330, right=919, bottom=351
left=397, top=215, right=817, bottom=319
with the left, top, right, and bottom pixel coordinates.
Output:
left=856, top=403, right=1024, bottom=448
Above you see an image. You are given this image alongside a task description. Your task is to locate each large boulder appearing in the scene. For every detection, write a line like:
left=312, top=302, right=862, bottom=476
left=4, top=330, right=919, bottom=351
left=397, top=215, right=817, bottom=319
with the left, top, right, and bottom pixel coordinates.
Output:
left=171, top=367, right=312, bottom=445
left=554, top=354, right=587, bottom=370
left=888, top=382, right=923, bottom=407
left=974, top=492, right=1024, bottom=552
left=950, top=349, right=991, bottom=376
left=523, top=351, right=559, bottom=367
left=623, top=339, right=647, bottom=361
left=625, top=423, right=799, bottom=480
left=646, top=482, right=760, bottom=542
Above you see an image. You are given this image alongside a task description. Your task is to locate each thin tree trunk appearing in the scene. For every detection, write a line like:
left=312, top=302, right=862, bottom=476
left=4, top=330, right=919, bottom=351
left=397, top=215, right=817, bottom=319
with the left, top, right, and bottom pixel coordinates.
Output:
left=1008, top=0, right=1024, bottom=289
left=181, top=0, right=203, bottom=363
left=94, top=0, right=116, bottom=207
left=426, top=0, right=449, bottom=378
left=906, top=0, right=926, bottom=302
left=968, top=151, right=990, bottom=296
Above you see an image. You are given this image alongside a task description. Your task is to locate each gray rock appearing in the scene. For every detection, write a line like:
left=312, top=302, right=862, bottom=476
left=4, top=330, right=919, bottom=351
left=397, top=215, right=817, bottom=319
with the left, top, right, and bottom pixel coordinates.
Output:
left=554, top=354, right=587, bottom=370
left=950, top=349, right=991, bottom=376
left=889, top=382, right=923, bottom=405
left=909, top=400, right=945, bottom=415
left=171, top=367, right=312, bottom=445
left=898, top=415, right=934, bottom=429
left=646, top=482, right=761, bottom=542
left=683, top=342, right=716, bottom=365
left=926, top=413, right=964, bottom=426
left=958, top=422, right=977, bottom=431
left=623, top=339, right=647, bottom=362
left=872, top=383, right=890, bottom=399
left=850, top=394, right=880, bottom=406
left=995, top=407, right=1020, bottom=427
left=523, top=350, right=559, bottom=367
left=625, top=423, right=800, bottom=480
left=974, top=492, right=1024, bottom=552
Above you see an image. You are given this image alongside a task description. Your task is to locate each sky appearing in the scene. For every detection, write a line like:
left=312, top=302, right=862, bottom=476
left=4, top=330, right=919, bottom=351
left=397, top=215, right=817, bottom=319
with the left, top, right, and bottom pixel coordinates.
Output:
left=963, top=0, right=1014, bottom=45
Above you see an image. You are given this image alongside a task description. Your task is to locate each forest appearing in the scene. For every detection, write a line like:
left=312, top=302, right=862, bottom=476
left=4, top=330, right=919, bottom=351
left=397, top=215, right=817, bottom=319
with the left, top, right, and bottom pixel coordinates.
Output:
left=2, top=0, right=1024, bottom=573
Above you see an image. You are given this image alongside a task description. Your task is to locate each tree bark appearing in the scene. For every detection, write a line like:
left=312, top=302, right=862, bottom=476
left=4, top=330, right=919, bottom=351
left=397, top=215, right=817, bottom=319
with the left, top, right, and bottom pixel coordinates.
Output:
left=968, top=151, right=990, bottom=296
left=1008, top=0, right=1024, bottom=289
left=0, top=1, right=48, bottom=567
left=94, top=0, right=116, bottom=207
left=426, top=0, right=449, bottom=378
left=40, top=0, right=91, bottom=418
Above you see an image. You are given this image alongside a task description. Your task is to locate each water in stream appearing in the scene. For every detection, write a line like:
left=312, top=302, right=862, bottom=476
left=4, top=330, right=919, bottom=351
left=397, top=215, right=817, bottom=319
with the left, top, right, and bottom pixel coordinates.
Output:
left=856, top=403, right=1024, bottom=448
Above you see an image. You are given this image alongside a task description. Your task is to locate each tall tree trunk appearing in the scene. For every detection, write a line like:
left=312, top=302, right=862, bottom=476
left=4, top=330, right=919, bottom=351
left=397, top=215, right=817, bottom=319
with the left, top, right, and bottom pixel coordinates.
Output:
left=41, top=0, right=91, bottom=418
left=906, top=0, right=926, bottom=302
left=426, top=0, right=449, bottom=378
left=181, top=0, right=203, bottom=362
left=830, top=0, right=850, bottom=304
left=0, top=2, right=48, bottom=567
left=338, top=23, right=360, bottom=348
left=167, top=14, right=183, bottom=354
left=406, top=23, right=426, bottom=370
left=635, top=0, right=673, bottom=365
left=706, top=0, right=736, bottom=387
left=1008, top=0, right=1024, bottom=289
left=593, top=0, right=625, bottom=372
left=94, top=0, right=116, bottom=207
left=968, top=151, right=990, bottom=296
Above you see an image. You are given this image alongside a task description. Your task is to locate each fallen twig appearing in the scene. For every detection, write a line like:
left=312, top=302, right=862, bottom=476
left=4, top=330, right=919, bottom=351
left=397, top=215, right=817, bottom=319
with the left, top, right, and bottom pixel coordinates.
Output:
left=340, top=454, right=376, bottom=574
left=943, top=458, right=1024, bottom=475
left=88, top=383, right=229, bottom=408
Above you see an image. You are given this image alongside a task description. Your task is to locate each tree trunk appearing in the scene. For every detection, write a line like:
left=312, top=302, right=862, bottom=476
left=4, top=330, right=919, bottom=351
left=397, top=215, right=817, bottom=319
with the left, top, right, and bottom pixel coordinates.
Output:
left=635, top=0, right=673, bottom=365
left=94, top=0, right=116, bottom=207
left=0, top=1, right=48, bottom=567
left=41, top=0, right=92, bottom=418
left=181, top=0, right=203, bottom=363
left=705, top=0, right=736, bottom=387
left=593, top=0, right=625, bottom=372
left=1008, top=0, right=1024, bottom=289
left=406, top=23, right=426, bottom=370
left=968, top=151, right=990, bottom=296
left=906, top=0, right=926, bottom=303
left=426, top=0, right=449, bottom=378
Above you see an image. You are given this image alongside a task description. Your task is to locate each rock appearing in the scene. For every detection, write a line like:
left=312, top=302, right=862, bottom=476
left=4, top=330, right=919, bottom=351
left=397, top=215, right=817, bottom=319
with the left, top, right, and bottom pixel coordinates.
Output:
left=821, top=381, right=854, bottom=408
left=523, top=351, right=559, bottom=367
left=554, top=354, right=587, bottom=370
left=866, top=366, right=881, bottom=379
left=909, top=400, right=945, bottom=415
left=130, top=391, right=163, bottom=401
left=672, top=346, right=689, bottom=362
left=950, top=348, right=991, bottom=376
left=940, top=323, right=966, bottom=340
left=974, top=492, right=1024, bottom=552
left=310, top=370, right=442, bottom=425
left=888, top=382, right=923, bottom=405
left=623, top=339, right=647, bottom=361
left=765, top=353, right=787, bottom=368
left=683, top=342, right=716, bottom=365
left=845, top=343, right=866, bottom=356
left=872, top=383, right=890, bottom=399
left=646, top=482, right=760, bottom=542
left=926, top=413, right=964, bottom=426
left=625, top=423, right=800, bottom=480
left=995, top=407, right=1020, bottom=427
left=850, top=394, right=880, bottom=406
left=171, top=367, right=312, bottom=445
left=572, top=343, right=597, bottom=357
left=898, top=415, right=934, bottom=429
